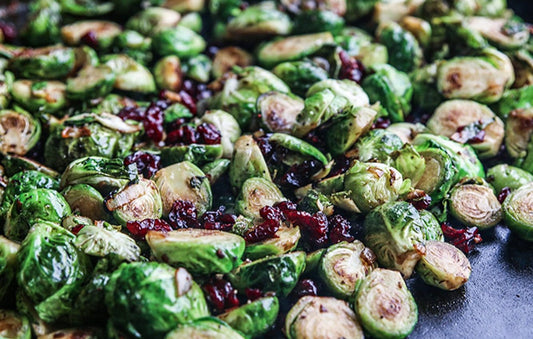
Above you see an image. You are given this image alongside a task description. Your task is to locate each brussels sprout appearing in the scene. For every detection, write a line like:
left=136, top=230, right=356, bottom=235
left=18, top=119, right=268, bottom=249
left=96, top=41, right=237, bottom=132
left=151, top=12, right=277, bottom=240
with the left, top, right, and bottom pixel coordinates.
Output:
left=285, top=296, right=364, bottom=339
left=228, top=251, right=306, bottom=296
left=494, top=85, right=533, bottom=120
left=61, top=21, right=122, bottom=49
left=225, top=5, right=292, bottom=39
left=60, top=156, right=137, bottom=195
left=448, top=179, right=502, bottom=229
left=420, top=210, right=444, bottom=241
left=218, top=296, right=279, bottom=338
left=126, top=7, right=181, bottom=37
left=270, top=133, right=328, bottom=166
left=152, top=26, right=206, bottom=59
left=93, top=94, right=138, bottom=115
left=17, top=222, right=91, bottom=323
left=0, top=237, right=19, bottom=301
left=392, top=145, right=426, bottom=187
left=346, top=0, right=378, bottom=21
left=298, top=189, right=334, bottom=216
left=325, top=106, right=377, bottom=156
left=113, top=30, right=153, bottom=66
left=161, top=144, right=224, bottom=167
left=318, top=241, right=376, bottom=299
left=354, top=268, right=417, bottom=339
left=292, top=10, right=344, bottom=35
left=487, top=164, right=533, bottom=194
left=505, top=108, right=533, bottom=172
left=105, top=178, right=163, bottom=225
left=11, top=80, right=67, bottom=114
left=306, top=78, right=369, bottom=108
left=154, top=55, right=182, bottom=92
left=153, top=161, right=212, bottom=216
left=291, top=89, right=336, bottom=138
left=75, top=225, right=141, bottom=261
left=38, top=328, right=101, bottom=339
left=0, top=70, right=13, bottom=109
left=257, top=91, right=304, bottom=133
left=103, top=54, right=156, bottom=93
left=4, top=189, right=71, bottom=242
left=21, top=0, right=61, bottom=46
left=66, top=65, right=116, bottom=101
left=244, top=226, right=301, bottom=260
left=410, top=63, right=442, bottom=111
left=62, top=184, right=108, bottom=220
left=164, top=103, right=193, bottom=126
left=201, top=110, right=242, bottom=158
left=60, top=0, right=114, bottom=16
left=364, top=201, right=431, bottom=277
left=377, top=21, right=423, bottom=73
left=353, top=129, right=404, bottom=164
left=182, top=54, right=212, bottom=83
left=163, top=0, right=204, bottom=12
left=105, top=263, right=209, bottom=339
left=177, top=12, right=202, bottom=33
left=400, top=16, right=432, bottom=48
left=212, top=47, right=253, bottom=79
left=202, top=159, right=231, bottom=184
left=229, top=135, right=271, bottom=191
left=387, top=122, right=428, bottom=145
left=0, top=310, right=31, bottom=339
left=303, top=248, right=325, bottom=274
left=256, top=32, right=335, bottom=69
left=416, top=240, right=471, bottom=291
left=0, top=109, right=41, bottom=156
left=73, top=45, right=100, bottom=70
left=467, top=16, right=529, bottom=51
left=147, top=228, right=244, bottom=275
left=502, top=181, right=533, bottom=241
left=1, top=155, right=58, bottom=178
left=362, top=64, right=412, bottom=122
left=231, top=215, right=255, bottom=236
left=9, top=46, right=75, bottom=79
left=235, top=177, right=285, bottom=220
left=427, top=100, right=504, bottom=158
left=272, top=60, right=329, bottom=97
left=166, top=317, right=245, bottom=339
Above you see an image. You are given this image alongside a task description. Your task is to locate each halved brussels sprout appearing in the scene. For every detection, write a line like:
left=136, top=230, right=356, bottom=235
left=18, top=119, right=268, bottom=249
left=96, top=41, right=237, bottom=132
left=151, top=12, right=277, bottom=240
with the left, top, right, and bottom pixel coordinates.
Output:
left=298, top=189, right=334, bottom=216
left=126, top=7, right=181, bottom=37
left=154, top=55, right=182, bottom=91
left=487, top=164, right=533, bottom=194
left=229, top=135, right=271, bottom=191
left=354, top=268, right=417, bottom=339
left=416, top=240, right=471, bottom=291
left=66, top=65, right=116, bottom=101
left=319, top=241, right=377, bottom=299
left=113, top=30, right=153, bottom=65
left=270, top=133, right=328, bottom=166
left=228, top=251, right=306, bottom=296
left=0, top=310, right=31, bottom=339
left=105, top=263, right=209, bottom=339
left=61, top=21, right=122, bottom=49
left=11, top=80, right=67, bottom=114
left=448, top=179, right=502, bottom=229
left=103, top=54, right=156, bottom=93
left=292, top=89, right=336, bottom=138
left=352, top=129, right=404, bottom=164
left=393, top=145, right=426, bottom=187
left=9, top=46, right=75, bottom=79
left=60, top=0, right=114, bottom=16
left=467, top=16, right=529, bottom=51
left=325, top=106, right=377, bottom=156
left=218, top=296, right=279, bottom=338
left=364, top=201, right=429, bottom=277
left=244, top=226, right=301, bottom=260
left=105, top=178, right=163, bottom=225
left=257, top=32, right=335, bottom=69
left=377, top=21, right=423, bottom=73
left=292, top=10, right=344, bottom=35
left=21, top=0, right=61, bottom=46
left=503, top=182, right=533, bottom=241
left=152, top=26, right=206, bottom=59
left=166, top=317, right=245, bottom=339
left=38, top=328, right=101, bottom=339
left=200, top=110, right=242, bottom=159
left=202, top=159, right=231, bottom=184
left=257, top=91, right=304, bottom=134
left=182, top=54, right=212, bottom=83
left=272, top=60, right=329, bottom=97
left=153, top=161, right=212, bottom=216
left=0, top=109, right=41, bottom=156
left=235, top=177, right=285, bottom=220
left=285, top=296, right=364, bottom=339
left=225, top=5, right=292, bottom=40
left=161, top=144, right=224, bottom=167
left=73, top=45, right=99, bottom=70
left=4, top=189, right=72, bottom=242
left=400, top=16, right=432, bottom=48
left=306, top=79, right=369, bottom=108
left=62, top=184, right=108, bottom=220
left=495, top=85, right=533, bottom=120
left=212, top=47, right=253, bottom=79
left=427, top=100, right=504, bottom=158
left=505, top=108, right=533, bottom=172
left=75, top=224, right=141, bottom=262
left=0, top=237, right=19, bottom=301
left=1, top=155, right=58, bottom=178
left=387, top=122, right=427, bottom=145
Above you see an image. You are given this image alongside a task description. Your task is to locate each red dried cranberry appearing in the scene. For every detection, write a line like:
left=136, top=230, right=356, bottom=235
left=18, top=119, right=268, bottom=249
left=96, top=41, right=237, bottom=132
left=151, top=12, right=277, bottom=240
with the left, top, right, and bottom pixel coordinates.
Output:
left=328, top=215, right=354, bottom=244
left=497, top=187, right=512, bottom=204
left=441, top=223, right=483, bottom=254
left=124, top=151, right=161, bottom=179
left=328, top=155, right=352, bottom=177
left=286, top=211, right=329, bottom=248
left=291, top=279, right=318, bottom=299
left=143, top=103, right=165, bottom=143
left=274, top=201, right=298, bottom=213
left=259, top=205, right=284, bottom=221
left=197, top=123, right=222, bottom=145
left=245, top=288, right=263, bottom=301
left=280, top=159, right=323, bottom=188
left=71, top=225, right=85, bottom=235
left=201, top=206, right=236, bottom=231
left=371, top=117, right=392, bottom=130
left=178, top=90, right=197, bottom=114
left=167, top=124, right=198, bottom=145
left=338, top=51, right=365, bottom=83
left=406, top=190, right=432, bottom=210
left=244, top=219, right=280, bottom=243
left=118, top=105, right=144, bottom=121
left=168, top=200, right=200, bottom=229
left=0, top=22, right=16, bottom=43
left=203, top=278, right=240, bottom=313
left=81, top=30, right=99, bottom=49
left=126, top=219, right=172, bottom=240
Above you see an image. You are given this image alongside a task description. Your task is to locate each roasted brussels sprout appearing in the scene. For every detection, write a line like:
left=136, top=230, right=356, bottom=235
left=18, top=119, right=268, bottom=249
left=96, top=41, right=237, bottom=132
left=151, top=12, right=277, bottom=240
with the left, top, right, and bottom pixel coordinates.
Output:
left=257, top=91, right=304, bottom=134
left=200, top=110, right=242, bottom=159
left=9, top=46, right=75, bottom=79
left=212, top=46, right=253, bottom=79
left=0, top=109, right=41, bottom=156
left=161, top=144, right=223, bottom=167
left=503, top=182, right=533, bottom=241
left=298, top=189, right=334, bottom=216
left=318, top=241, right=377, bottom=299
left=272, top=60, right=329, bottom=97
left=153, top=161, right=212, bottom=216
left=182, top=54, right=212, bottom=83
left=202, top=159, right=231, bottom=184
left=61, top=21, right=122, bottom=49
left=225, top=5, right=292, bottom=40
left=377, top=21, right=423, bottom=73
left=105, top=263, right=209, bottom=339
left=235, top=177, right=285, bottom=220
left=353, top=129, right=404, bottom=164
left=103, top=54, right=157, bottom=93
left=292, top=10, right=344, bottom=35
left=229, top=135, right=271, bottom=191
left=66, top=65, right=116, bottom=101
left=1, top=155, right=58, bottom=178
left=75, top=224, right=141, bottom=262
left=0, top=310, right=31, bottom=339
left=126, top=7, right=181, bottom=37
left=11, top=80, right=67, bottom=114
left=218, top=296, right=279, bottom=338
left=0, top=236, right=19, bottom=301
left=152, top=26, right=206, bottom=59
left=354, top=268, right=417, bottom=339
left=285, top=296, right=364, bottom=339
left=21, top=0, right=61, bottom=46
left=62, top=184, right=106, bottom=222
left=166, top=317, right=246, bottom=339
left=467, top=16, right=529, bottom=51
left=487, top=164, right=533, bottom=193
left=387, top=123, right=427, bottom=145
left=494, top=85, right=533, bottom=120
left=244, top=225, right=301, bottom=260
left=504, top=108, right=533, bottom=172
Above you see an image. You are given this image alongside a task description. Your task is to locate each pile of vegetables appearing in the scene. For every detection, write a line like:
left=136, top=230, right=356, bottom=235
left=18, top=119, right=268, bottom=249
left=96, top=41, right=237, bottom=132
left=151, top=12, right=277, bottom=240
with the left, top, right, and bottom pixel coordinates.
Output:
left=0, top=0, right=531, bottom=338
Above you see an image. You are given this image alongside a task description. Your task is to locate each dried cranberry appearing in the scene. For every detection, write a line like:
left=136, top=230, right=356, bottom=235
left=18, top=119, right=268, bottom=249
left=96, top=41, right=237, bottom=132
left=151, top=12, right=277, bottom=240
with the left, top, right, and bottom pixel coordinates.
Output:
left=168, top=200, right=200, bottom=229
left=291, top=279, right=318, bottom=299
left=371, top=117, right=392, bottom=130
left=255, top=135, right=288, bottom=167
left=124, top=151, right=161, bottom=178
left=203, top=278, right=240, bottom=313
left=178, top=90, right=197, bottom=114
left=441, top=223, right=483, bottom=254
left=167, top=124, right=198, bottom=145
left=259, top=205, right=284, bottom=221
left=144, top=103, right=165, bottom=143
left=80, top=30, right=99, bottom=49
left=497, top=187, right=512, bottom=204
left=286, top=211, right=329, bottom=248
left=328, top=155, right=352, bottom=177
left=245, top=288, right=263, bottom=301
left=0, top=22, right=16, bottom=43
left=280, top=159, right=323, bottom=189
left=197, top=123, right=222, bottom=145
left=118, top=105, right=144, bottom=121
left=406, top=190, right=432, bottom=210
left=126, top=219, right=172, bottom=240
left=201, top=206, right=236, bottom=231
left=71, top=225, right=85, bottom=235
left=244, top=219, right=280, bottom=243
left=338, top=51, right=365, bottom=83
left=274, top=201, right=298, bottom=213
left=328, top=215, right=354, bottom=244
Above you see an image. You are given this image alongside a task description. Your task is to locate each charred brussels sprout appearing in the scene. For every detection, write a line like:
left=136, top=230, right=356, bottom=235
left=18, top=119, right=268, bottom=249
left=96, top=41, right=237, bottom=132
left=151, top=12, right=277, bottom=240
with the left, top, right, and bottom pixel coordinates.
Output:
left=61, top=21, right=122, bottom=49
left=218, top=296, right=279, bottom=338
left=9, top=46, right=75, bottom=79
left=467, top=16, right=529, bottom=51
left=244, top=226, right=301, bottom=260
left=487, top=164, right=533, bottom=193
left=0, top=109, right=41, bottom=156
left=75, top=224, right=141, bottom=262
left=103, top=54, right=156, bottom=93
left=272, top=60, right=329, bottom=97
left=105, top=263, right=209, bottom=339
left=153, top=161, right=212, bottom=216
left=4, top=189, right=71, bottom=242
left=503, top=182, right=533, bottom=241
left=201, top=110, right=241, bottom=159
left=154, top=55, right=182, bottom=91
left=504, top=108, right=533, bottom=172
left=105, top=178, right=163, bottom=225
left=147, top=228, right=245, bottom=275
left=235, top=177, right=285, bottom=220
left=495, top=85, right=533, bottom=120
left=229, top=135, right=271, bottom=191
left=319, top=241, right=377, bottom=299
left=152, top=26, right=206, bottom=59
left=0, top=237, right=19, bottom=302
left=126, top=7, right=181, bottom=37
left=166, top=317, right=246, bottom=339
left=257, top=91, right=304, bottom=134
left=285, top=296, right=364, bottom=339
left=0, top=310, right=31, bottom=339
left=66, top=65, right=116, bottom=101
left=416, top=241, right=471, bottom=291
left=353, top=129, right=404, bottom=164
left=212, top=47, right=253, bottom=79
left=354, top=268, right=417, bottom=339
left=377, top=21, right=423, bottom=73
left=228, top=251, right=306, bottom=296
left=225, top=5, right=292, bottom=40
left=11, top=80, right=67, bottom=114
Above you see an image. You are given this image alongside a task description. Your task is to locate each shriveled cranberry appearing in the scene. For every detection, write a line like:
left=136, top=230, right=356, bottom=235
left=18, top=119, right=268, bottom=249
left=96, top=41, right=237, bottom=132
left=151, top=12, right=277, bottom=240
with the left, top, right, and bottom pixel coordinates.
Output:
left=244, top=219, right=280, bottom=243
left=280, top=159, right=323, bottom=188
left=168, top=200, right=200, bottom=229
left=126, top=219, right=172, bottom=239
left=178, top=90, right=197, bottom=114
left=259, top=205, right=284, bottom=221
left=245, top=288, right=263, bottom=301
left=124, top=151, right=161, bottom=179
left=497, top=187, right=512, bottom=204
left=441, top=223, right=483, bottom=254
left=197, top=123, right=222, bottom=145
left=118, top=105, right=144, bottom=121
left=143, top=103, right=165, bottom=143
left=167, top=124, right=198, bottom=145
left=203, top=278, right=240, bottom=313
left=274, top=201, right=298, bottom=213
left=291, top=279, right=318, bottom=299
left=338, top=51, right=365, bottom=83
left=328, top=215, right=354, bottom=244
left=0, top=22, right=16, bottom=43
left=405, top=190, right=432, bottom=210
left=451, top=121, right=486, bottom=144
left=81, top=30, right=99, bottom=49
left=371, top=117, right=392, bottom=130
left=71, top=225, right=85, bottom=235
left=201, top=206, right=236, bottom=231
left=182, top=79, right=213, bottom=103
left=328, top=155, right=352, bottom=177
left=286, top=211, right=329, bottom=248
